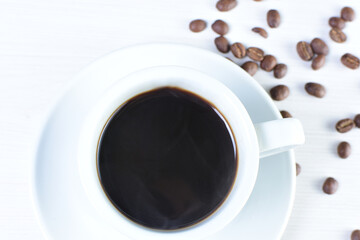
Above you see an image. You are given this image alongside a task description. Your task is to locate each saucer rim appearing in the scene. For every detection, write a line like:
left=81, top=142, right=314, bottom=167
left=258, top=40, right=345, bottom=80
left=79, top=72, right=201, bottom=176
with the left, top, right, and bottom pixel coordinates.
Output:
left=30, top=43, right=295, bottom=240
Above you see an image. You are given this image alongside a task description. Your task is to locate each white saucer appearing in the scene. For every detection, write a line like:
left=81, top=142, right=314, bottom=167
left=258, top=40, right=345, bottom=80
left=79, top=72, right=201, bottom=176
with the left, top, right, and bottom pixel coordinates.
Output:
left=31, top=44, right=296, bottom=240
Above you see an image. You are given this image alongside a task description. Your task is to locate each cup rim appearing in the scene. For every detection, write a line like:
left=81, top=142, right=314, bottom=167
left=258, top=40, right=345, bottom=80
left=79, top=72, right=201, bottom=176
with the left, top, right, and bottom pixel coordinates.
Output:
left=77, top=66, right=259, bottom=240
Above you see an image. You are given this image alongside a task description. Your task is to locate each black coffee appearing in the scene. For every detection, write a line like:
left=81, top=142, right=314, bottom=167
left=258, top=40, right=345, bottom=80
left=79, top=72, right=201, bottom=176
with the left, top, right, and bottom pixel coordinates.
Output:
left=97, top=87, right=237, bottom=230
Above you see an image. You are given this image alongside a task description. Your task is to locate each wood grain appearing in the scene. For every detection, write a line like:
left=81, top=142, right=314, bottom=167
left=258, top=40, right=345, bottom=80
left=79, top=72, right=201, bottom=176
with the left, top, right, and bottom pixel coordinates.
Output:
left=0, top=0, right=360, bottom=239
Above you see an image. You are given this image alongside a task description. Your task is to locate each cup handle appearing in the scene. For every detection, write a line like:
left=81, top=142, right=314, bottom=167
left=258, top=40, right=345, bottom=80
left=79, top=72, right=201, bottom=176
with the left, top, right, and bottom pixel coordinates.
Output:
left=254, top=118, right=305, bottom=158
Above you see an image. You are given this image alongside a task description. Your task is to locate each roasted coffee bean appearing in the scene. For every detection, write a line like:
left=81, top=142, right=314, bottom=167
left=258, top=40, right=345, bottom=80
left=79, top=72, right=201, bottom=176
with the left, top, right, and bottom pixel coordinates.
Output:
left=189, top=19, right=207, bottom=33
left=241, top=61, right=258, bottom=76
left=354, top=114, right=360, bottom=128
left=274, top=64, right=288, bottom=79
left=214, top=36, right=230, bottom=53
left=330, top=28, right=347, bottom=43
left=252, top=27, right=268, bottom=38
left=352, top=230, right=360, bottom=240
left=212, top=20, right=229, bottom=35
left=329, top=17, right=346, bottom=29
left=216, top=0, right=237, bottom=12
left=337, top=141, right=351, bottom=159
left=322, top=177, right=338, bottom=195
left=267, top=10, right=281, bottom=28
left=296, top=41, right=314, bottom=61
left=260, top=55, right=277, bottom=72
left=336, top=118, right=355, bottom=133
left=280, top=110, right=292, bottom=118
left=341, top=7, right=355, bottom=22
left=312, top=54, right=326, bottom=70
left=296, top=163, right=301, bottom=176
left=310, top=38, right=329, bottom=55
left=305, top=82, right=326, bottom=98
left=231, top=43, right=246, bottom=58
left=247, top=47, right=265, bottom=61
left=341, top=53, right=360, bottom=70
left=270, top=85, right=290, bottom=101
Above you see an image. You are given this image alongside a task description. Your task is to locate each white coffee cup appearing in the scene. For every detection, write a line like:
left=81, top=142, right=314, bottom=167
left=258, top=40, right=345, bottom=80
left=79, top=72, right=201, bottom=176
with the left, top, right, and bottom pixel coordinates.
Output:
left=77, top=66, right=304, bottom=240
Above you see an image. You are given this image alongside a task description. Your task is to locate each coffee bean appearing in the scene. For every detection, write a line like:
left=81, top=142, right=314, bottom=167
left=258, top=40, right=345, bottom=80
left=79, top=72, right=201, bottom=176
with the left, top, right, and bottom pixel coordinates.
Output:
left=330, top=28, right=347, bottom=43
left=352, top=230, right=360, bottom=240
left=341, top=7, right=355, bottom=22
left=260, top=55, right=277, bottom=72
left=310, top=38, right=329, bottom=55
left=296, top=41, right=314, bottom=61
left=305, top=82, right=326, bottom=98
left=322, top=177, right=338, bottom=195
left=189, top=19, right=207, bottom=33
left=274, top=64, right=288, bottom=79
left=231, top=43, right=246, bottom=58
left=280, top=110, right=292, bottom=118
left=247, top=47, right=265, bottom=61
left=341, top=53, right=360, bottom=70
left=212, top=20, right=229, bottom=35
left=329, top=17, right=346, bottom=29
left=336, top=118, right=355, bottom=133
left=354, top=114, right=360, bottom=128
left=296, top=163, right=301, bottom=176
left=270, top=85, right=290, bottom=101
left=214, top=36, right=230, bottom=53
left=312, top=54, right=326, bottom=70
left=337, top=141, right=351, bottom=159
left=267, top=10, right=281, bottom=28
left=216, top=0, right=237, bottom=12
left=241, top=61, right=258, bottom=76
left=252, top=27, right=268, bottom=38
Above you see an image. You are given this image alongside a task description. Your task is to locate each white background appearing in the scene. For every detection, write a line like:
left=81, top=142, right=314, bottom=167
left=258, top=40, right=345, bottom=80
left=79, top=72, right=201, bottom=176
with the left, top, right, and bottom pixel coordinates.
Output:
left=1, top=0, right=360, bottom=239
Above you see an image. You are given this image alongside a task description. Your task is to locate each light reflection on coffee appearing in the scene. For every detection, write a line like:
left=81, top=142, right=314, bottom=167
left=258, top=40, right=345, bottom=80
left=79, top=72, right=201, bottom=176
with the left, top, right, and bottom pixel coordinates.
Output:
left=97, top=87, right=237, bottom=230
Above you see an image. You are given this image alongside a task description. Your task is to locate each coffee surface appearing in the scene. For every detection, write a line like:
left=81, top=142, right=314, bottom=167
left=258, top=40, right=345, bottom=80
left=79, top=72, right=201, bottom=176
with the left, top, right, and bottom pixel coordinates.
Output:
left=98, top=87, right=237, bottom=230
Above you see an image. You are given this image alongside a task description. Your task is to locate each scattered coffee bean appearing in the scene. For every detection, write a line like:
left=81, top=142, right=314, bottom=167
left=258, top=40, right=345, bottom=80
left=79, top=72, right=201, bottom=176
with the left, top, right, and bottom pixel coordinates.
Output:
left=329, top=17, right=346, bottom=29
left=336, top=118, right=355, bottom=133
left=189, top=19, right=207, bottom=33
left=252, top=27, right=268, bottom=38
left=280, top=110, right=292, bottom=118
left=214, top=36, right=230, bottom=53
left=305, top=82, right=326, bottom=98
left=247, top=47, right=265, bottom=61
left=270, top=85, right=290, bottom=101
left=322, top=177, right=338, bottom=195
left=296, top=163, right=301, bottom=176
left=341, top=7, right=355, bottom=22
left=212, top=20, right=229, bottom=35
left=260, top=55, right=277, bottom=72
left=273, top=64, right=288, bottom=79
left=330, top=28, right=347, bottom=43
left=296, top=41, right=314, bottom=61
left=310, top=38, right=329, bottom=55
left=231, top=42, right=246, bottom=58
left=337, top=141, right=351, bottom=159
left=341, top=53, right=360, bottom=70
left=312, top=54, right=326, bottom=70
left=267, top=10, right=281, bottom=28
left=352, top=230, right=360, bottom=240
left=216, top=0, right=237, bottom=12
left=241, top=61, right=258, bottom=76
left=354, top=114, right=360, bottom=128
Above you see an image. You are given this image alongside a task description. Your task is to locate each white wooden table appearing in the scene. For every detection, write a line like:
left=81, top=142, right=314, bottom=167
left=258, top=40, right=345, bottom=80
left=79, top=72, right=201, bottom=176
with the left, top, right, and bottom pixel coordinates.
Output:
left=1, top=0, right=360, bottom=239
